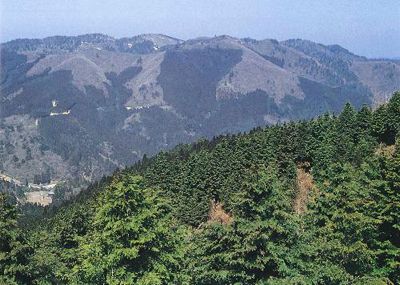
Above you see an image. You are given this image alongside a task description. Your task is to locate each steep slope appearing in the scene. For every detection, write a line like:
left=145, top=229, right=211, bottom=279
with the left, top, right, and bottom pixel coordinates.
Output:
left=351, top=60, right=400, bottom=105
left=0, top=34, right=399, bottom=192
left=4, top=93, right=400, bottom=284
left=281, top=39, right=400, bottom=104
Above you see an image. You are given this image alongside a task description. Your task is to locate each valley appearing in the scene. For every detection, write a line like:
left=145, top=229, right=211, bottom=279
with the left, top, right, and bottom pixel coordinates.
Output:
left=0, top=172, right=60, bottom=206
left=1, top=33, right=399, bottom=202
left=2, top=92, right=399, bottom=284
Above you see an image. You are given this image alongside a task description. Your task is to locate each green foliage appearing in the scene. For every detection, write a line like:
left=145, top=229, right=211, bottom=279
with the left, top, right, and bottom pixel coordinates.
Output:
left=2, top=92, right=400, bottom=284
left=189, top=165, right=301, bottom=284
left=0, top=193, right=33, bottom=284
left=70, top=175, right=188, bottom=284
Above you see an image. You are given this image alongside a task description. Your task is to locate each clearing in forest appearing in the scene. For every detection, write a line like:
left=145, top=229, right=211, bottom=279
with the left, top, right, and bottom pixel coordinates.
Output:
left=294, top=167, right=314, bottom=214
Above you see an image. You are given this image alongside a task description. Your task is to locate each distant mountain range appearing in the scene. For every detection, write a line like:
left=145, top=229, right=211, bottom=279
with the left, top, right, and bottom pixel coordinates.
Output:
left=1, top=33, right=399, bottom=187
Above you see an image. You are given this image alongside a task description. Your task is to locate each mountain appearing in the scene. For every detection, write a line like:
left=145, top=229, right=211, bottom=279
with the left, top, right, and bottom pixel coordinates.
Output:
left=1, top=33, right=399, bottom=192
left=2, top=93, right=400, bottom=284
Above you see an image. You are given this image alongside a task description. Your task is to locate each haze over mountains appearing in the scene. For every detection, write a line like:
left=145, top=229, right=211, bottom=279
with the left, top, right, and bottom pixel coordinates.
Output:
left=1, top=33, right=399, bottom=186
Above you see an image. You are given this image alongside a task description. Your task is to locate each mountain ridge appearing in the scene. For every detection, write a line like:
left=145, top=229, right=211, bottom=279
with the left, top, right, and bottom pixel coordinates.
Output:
left=1, top=33, right=399, bottom=196
left=0, top=33, right=384, bottom=61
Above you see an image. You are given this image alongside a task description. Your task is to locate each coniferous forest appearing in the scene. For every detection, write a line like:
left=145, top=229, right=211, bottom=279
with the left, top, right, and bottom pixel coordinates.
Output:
left=1, top=92, right=400, bottom=284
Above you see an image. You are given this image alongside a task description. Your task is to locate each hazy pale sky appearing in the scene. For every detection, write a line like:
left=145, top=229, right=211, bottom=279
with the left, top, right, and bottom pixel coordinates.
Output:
left=1, top=0, right=399, bottom=58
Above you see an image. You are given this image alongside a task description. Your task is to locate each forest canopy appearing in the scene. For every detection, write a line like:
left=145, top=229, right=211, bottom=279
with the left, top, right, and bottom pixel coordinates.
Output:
left=1, top=92, right=400, bottom=284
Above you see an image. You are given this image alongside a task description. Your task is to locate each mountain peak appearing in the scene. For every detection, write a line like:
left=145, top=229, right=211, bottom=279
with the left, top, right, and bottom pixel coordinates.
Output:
left=282, top=38, right=365, bottom=61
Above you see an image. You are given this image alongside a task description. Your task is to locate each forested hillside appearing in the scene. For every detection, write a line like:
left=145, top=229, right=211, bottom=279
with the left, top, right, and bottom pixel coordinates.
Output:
left=1, top=92, right=400, bottom=284
left=2, top=34, right=399, bottom=189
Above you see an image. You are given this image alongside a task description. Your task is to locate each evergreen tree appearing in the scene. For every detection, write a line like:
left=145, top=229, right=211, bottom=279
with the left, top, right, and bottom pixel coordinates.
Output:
left=373, top=91, right=400, bottom=145
left=190, top=164, right=301, bottom=284
left=0, top=193, right=32, bottom=284
left=335, top=103, right=358, bottom=162
left=70, top=175, right=188, bottom=284
left=387, top=92, right=400, bottom=141
left=353, top=105, right=376, bottom=164
left=377, top=139, right=400, bottom=283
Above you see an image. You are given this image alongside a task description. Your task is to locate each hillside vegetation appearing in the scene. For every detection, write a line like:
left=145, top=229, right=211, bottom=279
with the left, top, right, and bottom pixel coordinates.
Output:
left=2, top=34, right=399, bottom=187
left=1, top=92, right=400, bottom=284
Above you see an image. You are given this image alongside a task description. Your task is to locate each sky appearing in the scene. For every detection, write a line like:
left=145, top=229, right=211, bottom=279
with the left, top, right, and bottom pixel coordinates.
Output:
left=1, top=0, right=399, bottom=58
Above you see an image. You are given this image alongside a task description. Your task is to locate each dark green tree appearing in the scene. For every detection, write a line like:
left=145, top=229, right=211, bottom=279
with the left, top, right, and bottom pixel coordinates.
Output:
left=70, top=175, right=188, bottom=284
left=0, top=193, right=32, bottom=284
left=190, top=164, right=301, bottom=284
left=377, top=139, right=400, bottom=283
left=335, top=103, right=358, bottom=162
